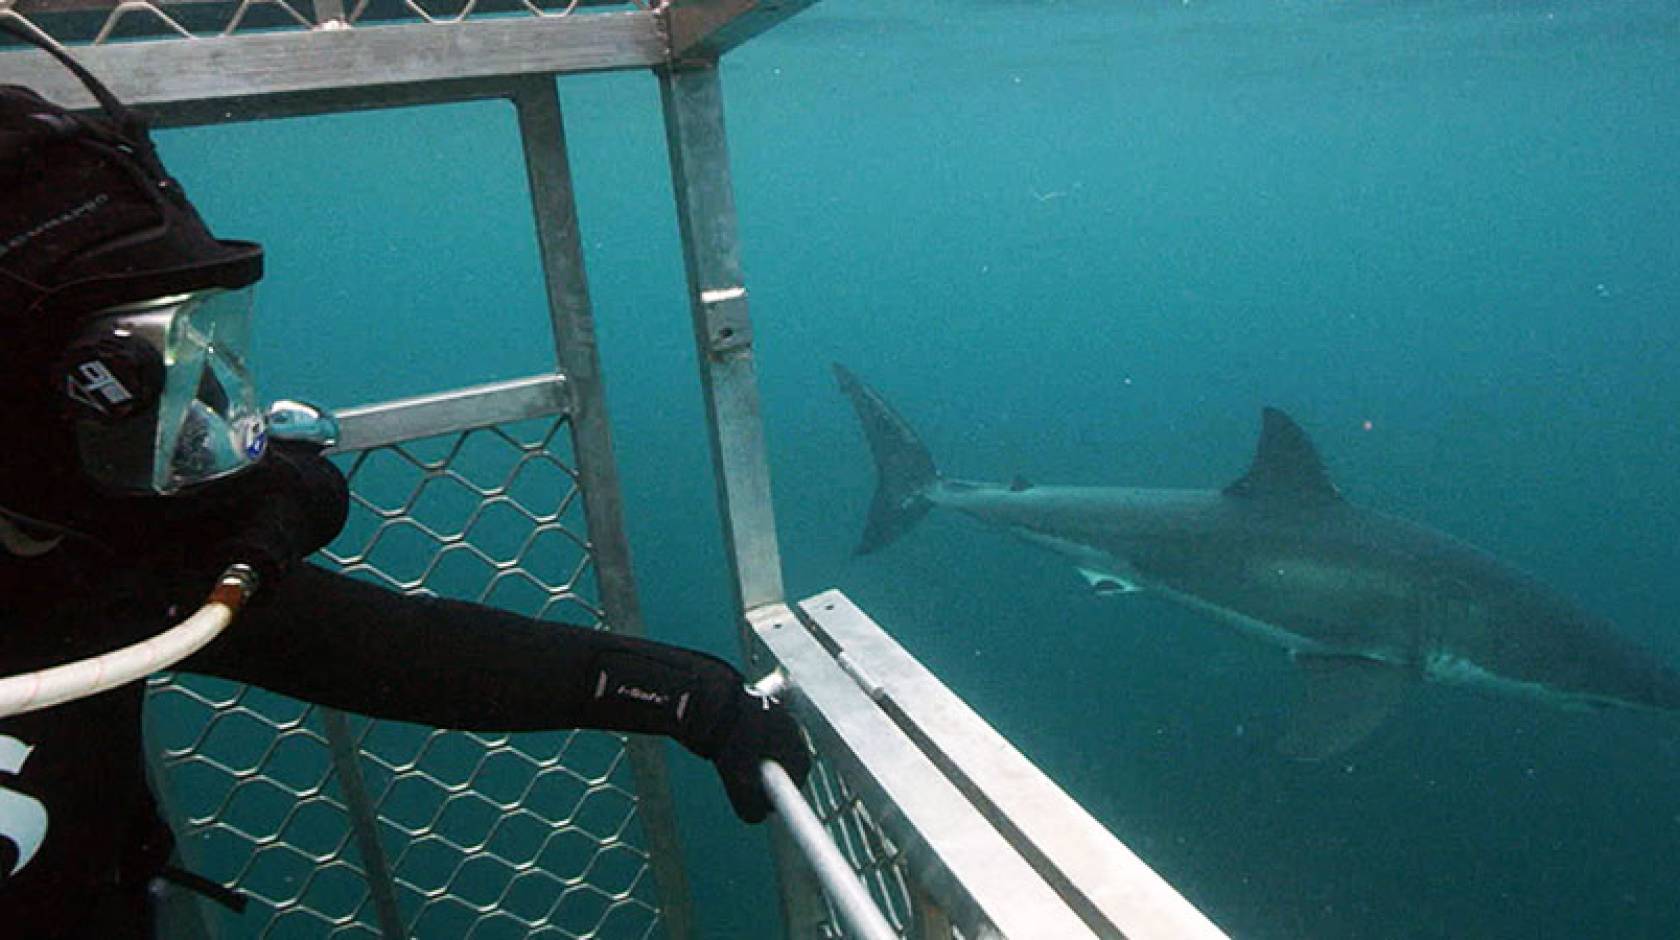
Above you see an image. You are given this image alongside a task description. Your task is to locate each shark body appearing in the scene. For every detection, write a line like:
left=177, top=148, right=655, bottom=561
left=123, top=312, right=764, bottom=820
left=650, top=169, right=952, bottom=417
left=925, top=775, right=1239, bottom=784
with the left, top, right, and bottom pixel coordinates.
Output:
left=836, top=364, right=1680, bottom=756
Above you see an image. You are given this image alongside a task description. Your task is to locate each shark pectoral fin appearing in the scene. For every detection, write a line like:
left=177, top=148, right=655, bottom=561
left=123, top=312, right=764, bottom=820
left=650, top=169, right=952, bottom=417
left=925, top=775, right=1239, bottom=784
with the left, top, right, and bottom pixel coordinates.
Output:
left=1277, top=655, right=1409, bottom=761
left=1078, top=567, right=1141, bottom=597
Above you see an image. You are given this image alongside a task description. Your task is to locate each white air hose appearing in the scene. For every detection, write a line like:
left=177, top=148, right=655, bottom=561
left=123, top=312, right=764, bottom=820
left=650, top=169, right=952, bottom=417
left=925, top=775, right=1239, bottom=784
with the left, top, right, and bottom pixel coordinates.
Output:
left=0, top=565, right=259, bottom=719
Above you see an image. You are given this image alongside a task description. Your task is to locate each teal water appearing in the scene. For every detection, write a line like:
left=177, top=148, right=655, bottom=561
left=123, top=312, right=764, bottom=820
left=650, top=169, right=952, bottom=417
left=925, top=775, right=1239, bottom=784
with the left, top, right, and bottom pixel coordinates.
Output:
left=156, top=0, right=1680, bottom=936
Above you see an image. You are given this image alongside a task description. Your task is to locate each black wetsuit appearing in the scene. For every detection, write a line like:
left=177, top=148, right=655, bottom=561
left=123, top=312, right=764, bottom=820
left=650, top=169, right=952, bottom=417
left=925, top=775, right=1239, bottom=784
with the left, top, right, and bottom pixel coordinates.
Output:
left=0, top=547, right=742, bottom=939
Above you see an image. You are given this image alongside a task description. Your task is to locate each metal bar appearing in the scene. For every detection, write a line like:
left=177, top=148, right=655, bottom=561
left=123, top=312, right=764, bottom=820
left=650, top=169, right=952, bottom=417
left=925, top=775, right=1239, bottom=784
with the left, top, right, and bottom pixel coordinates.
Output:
left=764, top=789, right=832, bottom=940
left=747, top=666, right=829, bottom=938
left=658, top=60, right=784, bottom=622
left=800, top=590, right=1229, bottom=940
left=328, top=373, right=570, bottom=454
left=659, top=61, right=818, bottom=939
left=666, top=0, right=820, bottom=63
left=760, top=760, right=898, bottom=940
left=751, top=603, right=1099, bottom=939
left=320, top=709, right=406, bottom=940
left=0, top=12, right=666, bottom=114
left=511, top=73, right=697, bottom=940
left=140, top=708, right=221, bottom=940
left=131, top=76, right=519, bottom=131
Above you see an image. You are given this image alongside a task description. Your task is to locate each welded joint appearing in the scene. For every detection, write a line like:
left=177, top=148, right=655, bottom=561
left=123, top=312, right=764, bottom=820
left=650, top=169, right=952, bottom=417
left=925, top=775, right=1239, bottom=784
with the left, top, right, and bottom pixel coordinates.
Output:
left=747, top=602, right=885, bottom=703
left=555, top=370, right=581, bottom=415
left=745, top=601, right=795, bottom=635
left=661, top=0, right=752, bottom=64
left=312, top=0, right=347, bottom=28
left=742, top=602, right=796, bottom=669
left=700, top=285, right=753, bottom=356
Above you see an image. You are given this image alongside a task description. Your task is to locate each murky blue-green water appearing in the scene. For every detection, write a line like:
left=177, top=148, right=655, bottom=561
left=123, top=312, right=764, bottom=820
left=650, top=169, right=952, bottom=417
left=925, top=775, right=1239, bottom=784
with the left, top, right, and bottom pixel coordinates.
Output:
left=157, top=1, right=1680, bottom=935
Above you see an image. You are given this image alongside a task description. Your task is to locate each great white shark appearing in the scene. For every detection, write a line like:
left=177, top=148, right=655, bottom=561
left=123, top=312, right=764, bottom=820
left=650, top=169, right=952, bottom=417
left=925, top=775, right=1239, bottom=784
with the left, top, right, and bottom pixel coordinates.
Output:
left=835, top=364, right=1680, bottom=757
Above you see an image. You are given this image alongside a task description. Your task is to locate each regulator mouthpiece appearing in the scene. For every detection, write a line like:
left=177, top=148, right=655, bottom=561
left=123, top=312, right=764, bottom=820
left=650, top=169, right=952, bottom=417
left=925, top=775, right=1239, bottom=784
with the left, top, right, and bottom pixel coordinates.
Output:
left=264, top=400, right=340, bottom=450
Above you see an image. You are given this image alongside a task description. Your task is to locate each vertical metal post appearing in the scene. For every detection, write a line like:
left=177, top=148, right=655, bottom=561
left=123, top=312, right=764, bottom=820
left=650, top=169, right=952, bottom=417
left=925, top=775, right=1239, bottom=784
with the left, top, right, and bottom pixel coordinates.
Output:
left=656, top=61, right=784, bottom=625
left=141, top=713, right=220, bottom=940
left=656, top=62, right=829, bottom=939
left=511, top=74, right=698, bottom=940
left=320, top=709, right=406, bottom=940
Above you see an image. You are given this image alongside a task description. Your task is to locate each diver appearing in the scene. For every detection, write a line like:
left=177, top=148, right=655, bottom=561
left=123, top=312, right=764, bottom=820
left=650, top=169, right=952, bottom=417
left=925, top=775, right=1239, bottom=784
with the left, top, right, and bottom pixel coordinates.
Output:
left=0, top=22, right=809, bottom=938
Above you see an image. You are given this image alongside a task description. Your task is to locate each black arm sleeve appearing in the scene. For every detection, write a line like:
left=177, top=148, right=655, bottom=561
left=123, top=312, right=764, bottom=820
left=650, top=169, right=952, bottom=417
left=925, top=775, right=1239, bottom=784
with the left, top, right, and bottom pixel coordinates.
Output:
left=178, top=564, right=745, bottom=758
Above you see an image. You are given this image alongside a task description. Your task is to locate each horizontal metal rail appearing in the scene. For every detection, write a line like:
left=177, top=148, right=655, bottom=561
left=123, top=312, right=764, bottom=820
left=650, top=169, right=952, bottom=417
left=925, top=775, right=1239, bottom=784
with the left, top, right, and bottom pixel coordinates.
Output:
left=755, top=593, right=1232, bottom=940
left=0, top=1, right=816, bottom=124
left=0, top=13, right=665, bottom=115
left=328, top=373, right=571, bottom=453
left=799, top=590, right=1227, bottom=939
left=750, top=602, right=1095, bottom=939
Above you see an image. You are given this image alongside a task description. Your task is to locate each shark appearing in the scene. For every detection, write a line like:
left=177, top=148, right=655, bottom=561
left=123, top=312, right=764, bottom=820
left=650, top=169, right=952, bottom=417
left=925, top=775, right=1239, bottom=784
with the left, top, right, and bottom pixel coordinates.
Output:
left=834, top=364, right=1680, bottom=757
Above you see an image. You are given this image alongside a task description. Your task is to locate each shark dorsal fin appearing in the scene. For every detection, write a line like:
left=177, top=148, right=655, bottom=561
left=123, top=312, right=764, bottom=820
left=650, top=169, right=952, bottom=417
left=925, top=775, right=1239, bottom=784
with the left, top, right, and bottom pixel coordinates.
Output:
left=1224, top=407, right=1341, bottom=504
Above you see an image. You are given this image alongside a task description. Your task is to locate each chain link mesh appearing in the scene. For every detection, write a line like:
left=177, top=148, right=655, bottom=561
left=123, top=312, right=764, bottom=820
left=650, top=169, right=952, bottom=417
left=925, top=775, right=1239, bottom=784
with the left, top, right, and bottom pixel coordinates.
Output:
left=145, top=413, right=665, bottom=939
left=0, top=0, right=669, bottom=47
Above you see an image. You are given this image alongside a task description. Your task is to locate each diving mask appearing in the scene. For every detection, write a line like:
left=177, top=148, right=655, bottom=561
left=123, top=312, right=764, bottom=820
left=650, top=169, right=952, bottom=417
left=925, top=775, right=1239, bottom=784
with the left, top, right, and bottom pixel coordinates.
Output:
left=63, top=287, right=267, bottom=494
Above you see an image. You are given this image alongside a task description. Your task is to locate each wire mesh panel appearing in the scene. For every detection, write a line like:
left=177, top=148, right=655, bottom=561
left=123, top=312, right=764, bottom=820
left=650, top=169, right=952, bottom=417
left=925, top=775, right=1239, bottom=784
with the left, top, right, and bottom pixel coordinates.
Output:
left=145, top=410, right=667, bottom=939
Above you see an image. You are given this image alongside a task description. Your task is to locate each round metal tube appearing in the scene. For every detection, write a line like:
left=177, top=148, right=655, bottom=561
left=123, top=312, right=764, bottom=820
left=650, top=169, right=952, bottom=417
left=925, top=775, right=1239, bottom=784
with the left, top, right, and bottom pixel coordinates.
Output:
left=759, top=759, right=899, bottom=940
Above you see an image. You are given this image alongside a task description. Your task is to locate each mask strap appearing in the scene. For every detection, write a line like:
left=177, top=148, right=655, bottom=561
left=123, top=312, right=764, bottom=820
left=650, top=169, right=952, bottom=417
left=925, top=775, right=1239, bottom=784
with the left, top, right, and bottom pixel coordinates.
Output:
left=0, top=17, right=140, bottom=131
left=0, top=16, right=182, bottom=209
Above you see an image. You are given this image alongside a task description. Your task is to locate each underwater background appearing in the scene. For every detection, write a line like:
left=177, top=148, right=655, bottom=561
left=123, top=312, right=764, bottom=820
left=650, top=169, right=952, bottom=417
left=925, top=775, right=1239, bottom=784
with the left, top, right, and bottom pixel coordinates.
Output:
left=155, top=0, right=1680, bottom=936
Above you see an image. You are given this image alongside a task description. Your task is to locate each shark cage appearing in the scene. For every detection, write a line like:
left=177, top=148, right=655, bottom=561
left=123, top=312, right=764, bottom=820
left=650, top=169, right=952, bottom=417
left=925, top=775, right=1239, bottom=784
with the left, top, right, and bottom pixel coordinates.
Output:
left=0, top=1, right=1227, bottom=937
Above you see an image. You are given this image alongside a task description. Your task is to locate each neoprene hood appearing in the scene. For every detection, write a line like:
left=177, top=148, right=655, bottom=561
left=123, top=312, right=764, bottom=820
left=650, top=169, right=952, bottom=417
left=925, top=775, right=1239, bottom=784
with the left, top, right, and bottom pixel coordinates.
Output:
left=0, top=20, right=262, bottom=361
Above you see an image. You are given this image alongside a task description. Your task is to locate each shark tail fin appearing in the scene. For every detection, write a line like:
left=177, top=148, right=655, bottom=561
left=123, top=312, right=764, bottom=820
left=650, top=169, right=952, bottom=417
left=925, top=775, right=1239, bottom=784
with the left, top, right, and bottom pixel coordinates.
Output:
left=833, top=363, right=939, bottom=555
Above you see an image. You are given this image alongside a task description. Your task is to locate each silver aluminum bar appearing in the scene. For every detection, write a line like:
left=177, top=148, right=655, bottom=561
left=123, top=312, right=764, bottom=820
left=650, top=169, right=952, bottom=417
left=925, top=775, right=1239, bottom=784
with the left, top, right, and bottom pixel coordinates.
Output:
left=799, top=590, right=1229, bottom=940
left=751, top=603, right=1099, bottom=939
left=0, top=14, right=666, bottom=115
left=759, top=760, right=898, bottom=940
left=328, top=373, right=570, bottom=454
left=96, top=75, right=517, bottom=131
left=658, top=61, right=784, bottom=619
left=320, top=709, right=406, bottom=940
left=511, top=74, right=697, bottom=939
left=660, top=62, right=814, bottom=938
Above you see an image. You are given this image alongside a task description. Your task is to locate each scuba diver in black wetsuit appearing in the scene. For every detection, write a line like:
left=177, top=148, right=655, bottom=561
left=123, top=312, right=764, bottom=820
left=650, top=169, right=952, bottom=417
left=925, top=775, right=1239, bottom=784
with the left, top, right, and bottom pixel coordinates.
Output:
left=0, top=23, right=809, bottom=938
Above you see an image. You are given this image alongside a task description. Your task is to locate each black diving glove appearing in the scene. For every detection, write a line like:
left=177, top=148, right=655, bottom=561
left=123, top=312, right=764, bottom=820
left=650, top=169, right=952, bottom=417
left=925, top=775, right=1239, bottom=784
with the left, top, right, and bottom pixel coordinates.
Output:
left=585, top=646, right=811, bottom=824
left=702, top=682, right=812, bottom=824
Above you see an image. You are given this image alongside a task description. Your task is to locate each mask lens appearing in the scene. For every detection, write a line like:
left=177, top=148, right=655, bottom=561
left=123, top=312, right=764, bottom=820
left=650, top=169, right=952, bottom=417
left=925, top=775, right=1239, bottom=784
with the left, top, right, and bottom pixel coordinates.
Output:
left=152, top=287, right=265, bottom=492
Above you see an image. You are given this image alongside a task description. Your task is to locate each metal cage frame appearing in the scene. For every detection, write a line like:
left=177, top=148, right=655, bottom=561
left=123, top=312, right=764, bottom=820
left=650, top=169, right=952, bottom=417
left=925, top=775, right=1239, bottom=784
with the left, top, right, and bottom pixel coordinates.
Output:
left=3, top=2, right=1227, bottom=936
